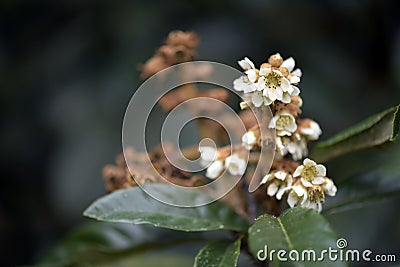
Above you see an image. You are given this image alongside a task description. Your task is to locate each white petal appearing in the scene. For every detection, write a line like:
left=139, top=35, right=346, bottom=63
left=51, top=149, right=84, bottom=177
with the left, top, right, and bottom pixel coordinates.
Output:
left=206, top=160, right=224, bottom=179
left=285, top=120, right=297, bottom=133
left=281, top=57, right=295, bottom=72
left=233, top=77, right=246, bottom=91
left=293, top=166, right=304, bottom=177
left=244, top=84, right=257, bottom=94
left=292, top=185, right=305, bottom=196
left=261, top=173, right=273, bottom=184
left=268, top=88, right=278, bottom=101
left=242, top=131, right=256, bottom=147
left=316, top=164, right=326, bottom=176
left=291, top=86, right=300, bottom=96
left=272, top=69, right=283, bottom=76
left=199, top=146, right=217, bottom=166
left=263, top=97, right=273, bottom=106
left=259, top=67, right=271, bottom=76
left=317, top=202, right=323, bottom=213
left=277, top=130, right=292, bottom=136
left=225, top=154, right=246, bottom=176
left=301, top=177, right=313, bottom=187
left=238, top=57, right=255, bottom=70
left=276, top=87, right=283, bottom=100
left=256, top=77, right=266, bottom=91
left=312, top=176, right=325, bottom=185
left=267, top=183, right=279, bottom=196
left=274, top=171, right=287, bottom=180
left=268, top=116, right=278, bottom=128
left=276, top=187, right=286, bottom=200
left=252, top=93, right=264, bottom=107
left=287, top=191, right=298, bottom=207
left=290, top=75, right=300, bottom=84
left=300, top=190, right=308, bottom=205
left=324, top=179, right=337, bottom=196
left=280, top=78, right=292, bottom=93
left=292, top=68, right=302, bottom=77
left=281, top=92, right=291, bottom=103
left=245, top=69, right=258, bottom=83
left=286, top=175, right=293, bottom=186
left=303, top=158, right=316, bottom=166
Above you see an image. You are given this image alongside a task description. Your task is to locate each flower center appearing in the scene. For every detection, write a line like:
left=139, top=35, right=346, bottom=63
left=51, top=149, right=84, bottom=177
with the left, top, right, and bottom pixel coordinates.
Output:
left=308, top=186, right=324, bottom=203
left=276, top=115, right=291, bottom=128
left=302, top=166, right=318, bottom=181
left=265, top=71, right=281, bottom=89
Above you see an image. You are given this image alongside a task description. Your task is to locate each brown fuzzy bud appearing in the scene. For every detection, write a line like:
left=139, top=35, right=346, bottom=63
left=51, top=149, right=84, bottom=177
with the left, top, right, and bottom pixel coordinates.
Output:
left=268, top=54, right=283, bottom=68
left=278, top=67, right=289, bottom=76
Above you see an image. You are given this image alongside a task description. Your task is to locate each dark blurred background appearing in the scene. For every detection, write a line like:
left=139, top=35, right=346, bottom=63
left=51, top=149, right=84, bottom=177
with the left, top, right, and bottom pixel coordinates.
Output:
left=1, top=0, right=400, bottom=265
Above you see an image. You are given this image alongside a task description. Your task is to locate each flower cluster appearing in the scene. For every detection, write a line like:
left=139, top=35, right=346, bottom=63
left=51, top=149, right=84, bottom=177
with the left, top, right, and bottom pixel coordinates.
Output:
left=233, top=54, right=301, bottom=106
left=234, top=53, right=337, bottom=212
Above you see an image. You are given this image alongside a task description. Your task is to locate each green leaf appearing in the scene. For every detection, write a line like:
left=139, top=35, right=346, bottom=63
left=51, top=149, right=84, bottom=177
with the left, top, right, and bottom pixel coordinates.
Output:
left=322, top=141, right=400, bottom=214
left=84, top=184, right=248, bottom=232
left=311, top=104, right=400, bottom=162
left=193, top=237, right=242, bottom=267
left=40, top=222, right=230, bottom=266
left=323, top=189, right=400, bottom=215
left=248, top=208, right=346, bottom=267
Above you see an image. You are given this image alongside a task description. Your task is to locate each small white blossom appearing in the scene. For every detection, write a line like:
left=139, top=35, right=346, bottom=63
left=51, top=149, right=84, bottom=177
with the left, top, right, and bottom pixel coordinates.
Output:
left=242, top=131, right=257, bottom=150
left=322, top=178, right=337, bottom=196
left=276, top=134, right=308, bottom=161
left=224, top=154, right=246, bottom=176
left=269, top=111, right=297, bottom=136
left=285, top=183, right=325, bottom=213
left=238, top=57, right=255, bottom=70
left=300, top=120, right=322, bottom=140
left=206, top=160, right=224, bottom=179
left=257, top=68, right=294, bottom=104
left=261, top=171, right=293, bottom=200
left=199, top=146, right=217, bottom=167
left=293, top=158, right=327, bottom=188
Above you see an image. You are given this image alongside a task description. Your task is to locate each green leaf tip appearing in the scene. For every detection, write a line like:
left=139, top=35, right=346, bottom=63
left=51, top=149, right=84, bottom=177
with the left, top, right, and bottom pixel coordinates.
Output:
left=311, top=104, right=400, bottom=162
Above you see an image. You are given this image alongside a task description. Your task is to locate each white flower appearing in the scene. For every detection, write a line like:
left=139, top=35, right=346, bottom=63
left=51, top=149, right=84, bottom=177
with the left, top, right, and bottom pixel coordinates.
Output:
left=242, top=131, right=257, bottom=150
left=293, top=158, right=327, bottom=188
left=206, top=160, right=224, bottom=179
left=300, top=120, right=322, bottom=140
left=287, top=184, right=308, bottom=208
left=286, top=183, right=325, bottom=213
left=269, top=111, right=297, bottom=136
left=322, top=178, right=337, bottom=196
left=257, top=68, right=293, bottom=104
left=238, top=57, right=255, bottom=70
left=224, top=154, right=246, bottom=176
left=199, top=146, right=217, bottom=167
left=261, top=171, right=293, bottom=200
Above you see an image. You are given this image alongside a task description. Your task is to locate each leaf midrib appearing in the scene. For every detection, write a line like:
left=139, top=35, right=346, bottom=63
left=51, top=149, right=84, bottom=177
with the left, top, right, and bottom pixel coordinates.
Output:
left=277, top=217, right=294, bottom=251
